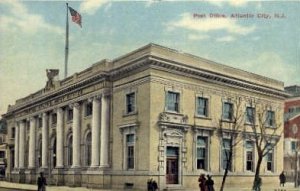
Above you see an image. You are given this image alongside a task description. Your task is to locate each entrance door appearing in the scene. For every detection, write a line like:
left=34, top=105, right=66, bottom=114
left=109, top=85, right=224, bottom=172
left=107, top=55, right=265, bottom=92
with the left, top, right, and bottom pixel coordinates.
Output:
left=166, top=147, right=179, bottom=184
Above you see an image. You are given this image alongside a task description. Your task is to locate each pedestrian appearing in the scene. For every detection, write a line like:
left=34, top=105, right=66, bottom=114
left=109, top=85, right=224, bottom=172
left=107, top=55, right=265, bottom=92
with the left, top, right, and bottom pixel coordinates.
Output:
left=206, top=175, right=215, bottom=191
left=198, top=174, right=207, bottom=191
left=37, top=172, right=47, bottom=191
left=279, top=171, right=286, bottom=187
left=152, top=180, right=158, bottom=191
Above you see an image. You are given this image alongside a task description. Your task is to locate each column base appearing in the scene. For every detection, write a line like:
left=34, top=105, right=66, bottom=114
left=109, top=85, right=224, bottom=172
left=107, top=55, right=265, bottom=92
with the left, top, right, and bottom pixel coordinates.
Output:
left=19, top=168, right=26, bottom=183
left=52, top=168, right=65, bottom=186
left=25, top=169, right=37, bottom=184
left=99, top=164, right=110, bottom=169
left=68, top=168, right=82, bottom=187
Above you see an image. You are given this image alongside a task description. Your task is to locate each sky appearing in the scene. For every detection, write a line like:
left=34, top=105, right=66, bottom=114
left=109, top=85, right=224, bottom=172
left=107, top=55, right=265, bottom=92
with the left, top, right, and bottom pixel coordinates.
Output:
left=0, top=0, right=299, bottom=116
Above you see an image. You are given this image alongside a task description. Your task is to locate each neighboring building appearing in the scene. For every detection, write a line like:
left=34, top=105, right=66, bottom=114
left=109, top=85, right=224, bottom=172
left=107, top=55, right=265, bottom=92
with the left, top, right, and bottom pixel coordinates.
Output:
left=284, top=85, right=300, bottom=182
left=0, top=118, right=7, bottom=177
left=2, top=44, right=287, bottom=190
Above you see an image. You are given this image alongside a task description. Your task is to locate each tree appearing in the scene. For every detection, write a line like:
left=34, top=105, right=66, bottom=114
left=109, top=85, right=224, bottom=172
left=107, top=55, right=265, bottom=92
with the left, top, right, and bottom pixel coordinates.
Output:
left=247, top=103, right=282, bottom=191
left=217, top=97, right=244, bottom=191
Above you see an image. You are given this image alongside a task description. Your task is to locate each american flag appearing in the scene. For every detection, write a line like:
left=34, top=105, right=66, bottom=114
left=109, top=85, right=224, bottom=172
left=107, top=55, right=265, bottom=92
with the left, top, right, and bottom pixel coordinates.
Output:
left=68, top=6, right=82, bottom=27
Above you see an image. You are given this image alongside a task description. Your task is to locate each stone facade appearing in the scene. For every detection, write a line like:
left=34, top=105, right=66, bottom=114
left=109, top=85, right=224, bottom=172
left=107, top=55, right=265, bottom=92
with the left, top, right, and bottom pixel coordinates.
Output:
left=2, top=44, right=287, bottom=190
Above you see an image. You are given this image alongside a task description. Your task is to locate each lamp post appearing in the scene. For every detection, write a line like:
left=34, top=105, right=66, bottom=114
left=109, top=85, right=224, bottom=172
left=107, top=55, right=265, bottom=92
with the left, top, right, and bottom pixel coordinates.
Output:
left=292, top=124, right=299, bottom=188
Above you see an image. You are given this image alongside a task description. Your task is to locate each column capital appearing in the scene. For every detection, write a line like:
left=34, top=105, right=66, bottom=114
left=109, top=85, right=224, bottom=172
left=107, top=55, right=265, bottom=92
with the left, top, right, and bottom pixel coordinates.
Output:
left=88, top=95, right=101, bottom=102
left=42, top=112, right=48, bottom=118
left=53, top=107, right=64, bottom=114
left=29, top=116, right=36, bottom=122
left=69, top=102, right=80, bottom=109
left=101, top=92, right=111, bottom=99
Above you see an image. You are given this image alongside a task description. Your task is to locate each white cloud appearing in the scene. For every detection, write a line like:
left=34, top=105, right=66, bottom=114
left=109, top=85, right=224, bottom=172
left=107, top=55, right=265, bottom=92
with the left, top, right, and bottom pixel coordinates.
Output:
left=0, top=0, right=63, bottom=34
left=145, top=0, right=162, bottom=7
left=188, top=34, right=210, bottom=41
left=80, top=0, right=110, bottom=15
left=228, top=0, right=248, bottom=7
left=167, top=13, right=256, bottom=35
left=217, top=36, right=235, bottom=42
left=208, top=0, right=248, bottom=7
left=240, top=52, right=298, bottom=85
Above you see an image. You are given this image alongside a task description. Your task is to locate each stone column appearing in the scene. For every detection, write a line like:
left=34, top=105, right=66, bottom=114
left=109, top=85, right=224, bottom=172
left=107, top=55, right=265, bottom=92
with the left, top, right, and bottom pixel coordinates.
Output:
left=28, top=117, right=36, bottom=169
left=14, top=123, right=19, bottom=168
left=56, top=108, right=64, bottom=168
left=42, top=113, right=48, bottom=168
left=100, top=94, right=110, bottom=168
left=19, top=120, right=25, bottom=169
left=91, top=97, right=100, bottom=167
left=72, top=103, right=81, bottom=168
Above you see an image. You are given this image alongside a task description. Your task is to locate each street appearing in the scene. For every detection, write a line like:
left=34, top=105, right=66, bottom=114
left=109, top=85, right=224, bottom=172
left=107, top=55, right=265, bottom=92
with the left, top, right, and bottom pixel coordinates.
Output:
left=0, top=188, right=32, bottom=191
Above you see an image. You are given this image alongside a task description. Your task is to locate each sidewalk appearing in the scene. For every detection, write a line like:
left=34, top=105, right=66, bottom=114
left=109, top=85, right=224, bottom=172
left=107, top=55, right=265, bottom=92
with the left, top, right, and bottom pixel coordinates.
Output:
left=0, top=181, right=299, bottom=191
left=0, top=181, right=110, bottom=191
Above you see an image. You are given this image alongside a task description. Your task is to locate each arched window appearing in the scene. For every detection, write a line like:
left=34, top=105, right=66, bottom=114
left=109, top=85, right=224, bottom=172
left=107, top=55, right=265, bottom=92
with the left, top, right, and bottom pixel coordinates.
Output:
left=38, top=138, right=42, bottom=167
left=25, top=139, right=29, bottom=168
left=85, top=132, right=92, bottom=166
left=67, top=135, right=73, bottom=166
left=51, top=137, right=57, bottom=169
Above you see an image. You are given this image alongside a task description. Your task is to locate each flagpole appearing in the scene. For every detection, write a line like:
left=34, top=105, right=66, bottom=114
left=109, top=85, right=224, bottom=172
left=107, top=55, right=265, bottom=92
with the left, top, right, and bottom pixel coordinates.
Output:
left=64, top=3, right=69, bottom=78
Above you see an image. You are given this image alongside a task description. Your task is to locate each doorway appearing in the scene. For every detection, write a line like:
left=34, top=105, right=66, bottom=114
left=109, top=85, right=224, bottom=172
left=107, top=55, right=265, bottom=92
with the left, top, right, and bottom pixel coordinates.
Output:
left=166, top=147, right=179, bottom=184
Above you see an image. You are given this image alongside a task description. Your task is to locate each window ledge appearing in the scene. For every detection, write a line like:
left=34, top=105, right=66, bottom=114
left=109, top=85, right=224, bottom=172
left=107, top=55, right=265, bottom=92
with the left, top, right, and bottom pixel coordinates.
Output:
left=244, top=123, right=256, bottom=126
left=84, top=115, right=92, bottom=120
left=164, top=111, right=183, bottom=116
left=123, top=111, right=138, bottom=117
left=195, top=115, right=211, bottom=120
left=265, top=125, right=276, bottom=129
left=221, top=119, right=234, bottom=123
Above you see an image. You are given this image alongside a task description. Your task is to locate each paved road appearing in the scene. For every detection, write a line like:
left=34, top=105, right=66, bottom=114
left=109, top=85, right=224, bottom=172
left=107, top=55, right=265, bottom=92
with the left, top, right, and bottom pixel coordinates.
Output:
left=0, top=188, right=32, bottom=191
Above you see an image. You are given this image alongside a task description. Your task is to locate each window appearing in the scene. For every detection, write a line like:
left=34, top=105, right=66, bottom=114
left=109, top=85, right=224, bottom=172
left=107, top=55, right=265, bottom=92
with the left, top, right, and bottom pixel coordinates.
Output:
left=245, top=141, right=254, bottom=171
left=85, top=132, right=92, bottom=166
left=0, top=151, right=5, bottom=158
left=38, top=139, right=42, bottom=167
left=266, top=111, right=275, bottom=127
left=126, top=92, right=136, bottom=113
left=52, top=113, right=57, bottom=125
left=11, top=127, right=15, bottom=138
left=126, top=134, right=135, bottom=169
left=52, top=138, right=56, bottom=168
left=38, top=118, right=42, bottom=128
left=222, top=139, right=232, bottom=170
left=223, top=102, right=233, bottom=120
left=166, top=91, right=180, bottom=112
left=291, top=141, right=297, bottom=152
left=67, top=135, right=73, bottom=166
left=266, top=151, right=273, bottom=171
left=246, top=107, right=255, bottom=124
left=85, top=102, right=93, bottom=116
left=288, top=108, right=294, bottom=113
left=197, top=137, right=207, bottom=170
left=197, top=97, right=208, bottom=117
left=67, top=109, right=73, bottom=121
left=25, top=140, right=29, bottom=167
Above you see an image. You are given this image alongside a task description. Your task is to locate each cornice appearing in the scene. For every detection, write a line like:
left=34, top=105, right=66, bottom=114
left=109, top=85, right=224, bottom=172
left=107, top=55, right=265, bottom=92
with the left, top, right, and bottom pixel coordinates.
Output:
left=147, top=57, right=288, bottom=99
left=5, top=72, right=109, bottom=115
left=5, top=79, right=111, bottom=118
left=149, top=76, right=282, bottom=107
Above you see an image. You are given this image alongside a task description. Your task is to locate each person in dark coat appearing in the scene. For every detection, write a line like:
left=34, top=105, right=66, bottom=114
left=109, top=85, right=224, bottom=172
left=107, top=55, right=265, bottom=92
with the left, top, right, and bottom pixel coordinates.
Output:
left=279, top=171, right=286, bottom=187
left=206, top=175, right=215, bottom=191
left=198, top=174, right=207, bottom=191
left=37, top=172, right=47, bottom=191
